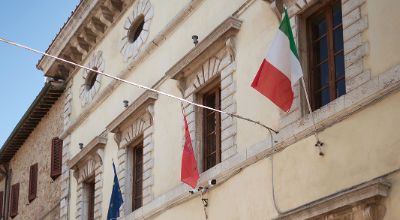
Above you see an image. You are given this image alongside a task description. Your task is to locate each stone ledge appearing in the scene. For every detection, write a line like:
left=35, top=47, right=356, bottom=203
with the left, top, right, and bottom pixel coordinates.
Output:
left=106, top=90, right=158, bottom=133
left=68, top=136, right=107, bottom=169
left=274, top=178, right=390, bottom=219
left=166, top=16, right=242, bottom=80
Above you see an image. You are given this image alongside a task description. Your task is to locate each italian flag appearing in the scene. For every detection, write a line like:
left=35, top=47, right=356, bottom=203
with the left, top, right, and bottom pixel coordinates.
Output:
left=251, top=9, right=303, bottom=112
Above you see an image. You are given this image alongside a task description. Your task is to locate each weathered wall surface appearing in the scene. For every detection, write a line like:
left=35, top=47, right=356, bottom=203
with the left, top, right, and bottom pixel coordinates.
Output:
left=7, top=96, right=64, bottom=220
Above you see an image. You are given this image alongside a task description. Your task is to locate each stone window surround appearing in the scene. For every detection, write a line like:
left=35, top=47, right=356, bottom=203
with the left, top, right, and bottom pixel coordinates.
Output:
left=68, top=135, right=107, bottom=220
left=106, top=90, right=157, bottom=216
left=167, top=16, right=241, bottom=173
left=269, top=0, right=371, bottom=133
left=274, top=178, right=390, bottom=220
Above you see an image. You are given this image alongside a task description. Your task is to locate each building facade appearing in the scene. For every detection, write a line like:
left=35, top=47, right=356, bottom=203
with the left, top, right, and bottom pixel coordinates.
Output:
left=30, top=0, right=400, bottom=219
left=0, top=82, right=65, bottom=220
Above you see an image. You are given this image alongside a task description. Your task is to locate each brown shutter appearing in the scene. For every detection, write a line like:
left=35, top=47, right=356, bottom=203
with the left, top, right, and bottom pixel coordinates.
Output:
left=51, top=137, right=63, bottom=179
left=29, top=163, right=38, bottom=202
left=0, top=191, right=4, bottom=218
left=10, top=183, right=19, bottom=218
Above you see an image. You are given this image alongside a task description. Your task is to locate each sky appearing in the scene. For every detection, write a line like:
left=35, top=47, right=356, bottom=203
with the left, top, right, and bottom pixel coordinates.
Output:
left=0, top=1, right=80, bottom=146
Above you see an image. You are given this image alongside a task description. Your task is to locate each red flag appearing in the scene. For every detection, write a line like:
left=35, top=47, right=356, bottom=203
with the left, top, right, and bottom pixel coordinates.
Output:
left=180, top=106, right=199, bottom=189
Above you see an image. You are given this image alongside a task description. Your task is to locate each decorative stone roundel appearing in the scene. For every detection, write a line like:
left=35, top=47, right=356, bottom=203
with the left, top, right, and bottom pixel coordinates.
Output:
left=79, top=51, right=105, bottom=106
left=120, top=0, right=153, bottom=62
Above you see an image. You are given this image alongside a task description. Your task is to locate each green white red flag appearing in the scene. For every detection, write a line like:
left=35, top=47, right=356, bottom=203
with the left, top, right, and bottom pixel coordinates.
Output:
left=251, top=9, right=303, bottom=112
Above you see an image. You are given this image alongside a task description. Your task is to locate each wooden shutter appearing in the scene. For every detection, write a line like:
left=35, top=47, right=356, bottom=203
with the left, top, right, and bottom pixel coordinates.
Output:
left=0, top=191, right=4, bottom=218
left=10, top=183, right=19, bottom=218
left=29, top=163, right=38, bottom=202
left=51, top=137, right=63, bottom=179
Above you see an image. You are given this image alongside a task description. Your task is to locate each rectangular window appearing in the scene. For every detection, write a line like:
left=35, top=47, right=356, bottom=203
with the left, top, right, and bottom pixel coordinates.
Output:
left=201, top=84, right=221, bottom=171
left=28, top=163, right=38, bottom=202
left=10, top=183, right=19, bottom=218
left=51, top=137, right=63, bottom=179
left=85, top=180, right=95, bottom=220
left=0, top=191, right=3, bottom=218
left=307, top=0, right=345, bottom=110
left=132, top=142, right=143, bottom=211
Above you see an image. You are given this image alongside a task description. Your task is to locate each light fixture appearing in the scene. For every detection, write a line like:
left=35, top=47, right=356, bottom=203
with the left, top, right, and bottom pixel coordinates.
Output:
left=123, top=100, right=129, bottom=108
left=192, top=35, right=199, bottom=46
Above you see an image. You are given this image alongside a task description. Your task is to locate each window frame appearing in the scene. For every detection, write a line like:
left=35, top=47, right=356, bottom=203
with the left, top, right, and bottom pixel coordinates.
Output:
left=198, top=80, right=221, bottom=172
left=84, top=178, right=95, bottom=220
left=130, top=137, right=143, bottom=212
left=28, top=163, right=38, bottom=202
left=305, top=0, right=345, bottom=110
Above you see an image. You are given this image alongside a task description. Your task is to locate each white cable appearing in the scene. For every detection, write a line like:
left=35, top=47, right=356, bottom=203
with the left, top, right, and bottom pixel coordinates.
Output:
left=268, top=130, right=283, bottom=215
left=0, top=37, right=278, bottom=134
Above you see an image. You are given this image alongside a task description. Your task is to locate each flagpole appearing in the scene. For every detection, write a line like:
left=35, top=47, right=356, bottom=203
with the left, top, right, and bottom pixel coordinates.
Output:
left=300, top=77, right=324, bottom=156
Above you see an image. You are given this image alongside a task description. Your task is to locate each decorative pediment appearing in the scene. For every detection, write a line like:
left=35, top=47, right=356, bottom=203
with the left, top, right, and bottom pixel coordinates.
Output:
left=106, top=90, right=157, bottom=148
left=165, top=16, right=242, bottom=80
left=68, top=135, right=107, bottom=182
left=274, top=178, right=391, bottom=220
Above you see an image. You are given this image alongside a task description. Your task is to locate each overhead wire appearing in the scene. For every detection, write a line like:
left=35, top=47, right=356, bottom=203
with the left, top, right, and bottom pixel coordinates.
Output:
left=0, top=37, right=278, bottom=134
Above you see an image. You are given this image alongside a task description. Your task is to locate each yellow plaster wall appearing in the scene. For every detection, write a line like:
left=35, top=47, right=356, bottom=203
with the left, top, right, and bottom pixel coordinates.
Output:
left=365, top=0, right=400, bottom=76
left=65, top=0, right=400, bottom=219
left=274, top=90, right=400, bottom=210
left=146, top=90, right=400, bottom=220
left=234, top=0, right=281, bottom=152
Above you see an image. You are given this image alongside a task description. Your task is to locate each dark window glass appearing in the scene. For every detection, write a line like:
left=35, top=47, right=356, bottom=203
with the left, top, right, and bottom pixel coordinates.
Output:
left=308, top=0, right=345, bottom=110
left=132, top=142, right=143, bottom=211
left=202, top=85, right=221, bottom=171
left=86, top=180, right=95, bottom=220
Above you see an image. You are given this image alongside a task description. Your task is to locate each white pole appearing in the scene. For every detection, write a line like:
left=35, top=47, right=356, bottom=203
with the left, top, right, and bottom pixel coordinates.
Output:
left=300, top=77, right=324, bottom=156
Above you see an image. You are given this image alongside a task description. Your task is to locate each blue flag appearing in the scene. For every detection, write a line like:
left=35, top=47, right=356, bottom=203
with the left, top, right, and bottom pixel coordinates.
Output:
left=107, top=162, right=124, bottom=220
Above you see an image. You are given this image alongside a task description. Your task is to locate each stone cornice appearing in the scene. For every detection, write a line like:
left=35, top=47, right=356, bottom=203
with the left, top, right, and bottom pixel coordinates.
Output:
left=165, top=16, right=242, bottom=80
left=274, top=178, right=391, bottom=219
left=68, top=135, right=107, bottom=169
left=106, top=90, right=158, bottom=133
left=37, top=0, right=131, bottom=80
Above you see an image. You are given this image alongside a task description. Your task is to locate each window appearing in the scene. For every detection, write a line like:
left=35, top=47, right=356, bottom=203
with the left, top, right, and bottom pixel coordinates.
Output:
left=28, top=163, right=38, bottom=202
left=0, top=191, right=3, bottom=218
left=200, top=83, right=221, bottom=171
left=10, top=183, right=19, bottom=218
left=131, top=141, right=143, bottom=211
left=307, top=0, right=345, bottom=110
left=51, top=137, right=63, bottom=179
left=84, top=179, right=95, bottom=220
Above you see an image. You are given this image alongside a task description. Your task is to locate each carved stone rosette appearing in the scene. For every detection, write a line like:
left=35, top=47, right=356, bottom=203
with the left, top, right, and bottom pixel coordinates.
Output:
left=120, top=0, right=154, bottom=62
left=79, top=51, right=105, bottom=106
